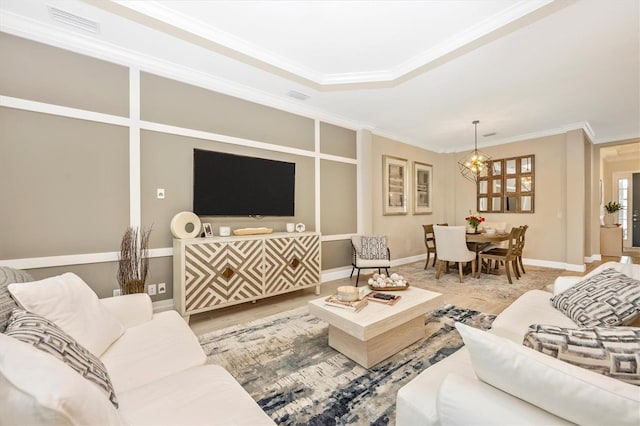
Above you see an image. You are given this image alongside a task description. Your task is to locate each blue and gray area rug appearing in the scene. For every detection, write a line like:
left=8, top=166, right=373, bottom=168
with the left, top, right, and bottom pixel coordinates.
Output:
left=199, top=304, right=495, bottom=426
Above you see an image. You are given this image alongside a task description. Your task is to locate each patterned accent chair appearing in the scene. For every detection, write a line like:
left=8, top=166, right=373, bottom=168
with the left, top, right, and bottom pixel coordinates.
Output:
left=350, top=236, right=391, bottom=286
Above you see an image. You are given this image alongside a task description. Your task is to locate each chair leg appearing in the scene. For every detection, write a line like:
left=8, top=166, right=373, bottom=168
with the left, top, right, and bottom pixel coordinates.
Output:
left=458, top=262, right=464, bottom=283
left=350, top=265, right=355, bottom=279
left=424, top=254, right=429, bottom=269
left=432, top=253, right=437, bottom=267
left=519, top=256, right=526, bottom=274
left=436, top=260, right=442, bottom=279
left=472, top=259, right=477, bottom=278
left=355, top=269, right=361, bottom=287
left=505, top=261, right=513, bottom=284
left=385, top=268, right=389, bottom=276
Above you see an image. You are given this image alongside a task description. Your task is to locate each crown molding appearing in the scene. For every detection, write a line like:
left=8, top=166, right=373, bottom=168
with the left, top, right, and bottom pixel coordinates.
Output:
left=112, top=0, right=554, bottom=86
left=0, top=10, right=370, bottom=132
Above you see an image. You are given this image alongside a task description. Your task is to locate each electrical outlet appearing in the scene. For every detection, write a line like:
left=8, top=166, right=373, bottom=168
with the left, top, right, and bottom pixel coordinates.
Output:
left=113, top=289, right=121, bottom=297
left=157, top=188, right=165, bottom=199
left=158, top=282, right=166, bottom=294
left=147, top=283, right=157, bottom=296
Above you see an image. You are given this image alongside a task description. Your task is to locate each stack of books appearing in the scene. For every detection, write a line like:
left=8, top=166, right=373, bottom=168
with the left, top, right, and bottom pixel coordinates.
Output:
left=323, top=295, right=368, bottom=313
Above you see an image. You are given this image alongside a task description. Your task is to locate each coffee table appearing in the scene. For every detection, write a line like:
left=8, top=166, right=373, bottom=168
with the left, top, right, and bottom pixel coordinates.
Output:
left=308, top=287, right=443, bottom=368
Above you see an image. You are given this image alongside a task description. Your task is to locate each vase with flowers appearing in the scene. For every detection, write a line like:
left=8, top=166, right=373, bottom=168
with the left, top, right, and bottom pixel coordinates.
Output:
left=465, top=212, right=485, bottom=234
left=603, top=201, right=621, bottom=227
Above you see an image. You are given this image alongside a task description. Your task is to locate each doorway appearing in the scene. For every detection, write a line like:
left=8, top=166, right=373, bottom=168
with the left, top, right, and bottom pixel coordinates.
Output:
left=612, top=172, right=640, bottom=249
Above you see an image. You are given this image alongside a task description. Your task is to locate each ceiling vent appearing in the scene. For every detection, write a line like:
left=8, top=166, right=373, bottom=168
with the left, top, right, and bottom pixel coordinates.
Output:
left=286, top=90, right=309, bottom=101
left=48, top=6, right=100, bottom=34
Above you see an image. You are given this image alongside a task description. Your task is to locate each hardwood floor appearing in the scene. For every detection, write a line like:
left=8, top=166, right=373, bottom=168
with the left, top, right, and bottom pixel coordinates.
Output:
left=188, top=251, right=640, bottom=336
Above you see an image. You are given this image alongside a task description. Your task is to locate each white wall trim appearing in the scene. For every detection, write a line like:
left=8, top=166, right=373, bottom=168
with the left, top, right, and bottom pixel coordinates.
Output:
left=0, top=95, right=130, bottom=126
left=321, top=234, right=354, bottom=242
left=0, top=248, right=173, bottom=270
left=523, top=258, right=585, bottom=273
left=315, top=120, right=321, bottom=233
left=321, top=266, right=353, bottom=283
left=585, top=254, right=602, bottom=263
left=129, top=67, right=141, bottom=227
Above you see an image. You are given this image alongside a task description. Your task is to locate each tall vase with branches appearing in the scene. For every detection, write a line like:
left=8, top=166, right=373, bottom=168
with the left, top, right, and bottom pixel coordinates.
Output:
left=117, top=226, right=152, bottom=295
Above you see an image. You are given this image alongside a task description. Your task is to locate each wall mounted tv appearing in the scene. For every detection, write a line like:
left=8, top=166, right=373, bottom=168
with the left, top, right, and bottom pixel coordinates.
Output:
left=193, top=149, right=295, bottom=216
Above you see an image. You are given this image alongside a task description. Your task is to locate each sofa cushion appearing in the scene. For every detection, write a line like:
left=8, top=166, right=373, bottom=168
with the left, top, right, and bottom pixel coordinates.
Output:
left=523, top=324, right=640, bottom=385
left=100, top=310, right=206, bottom=393
left=8, top=272, right=125, bottom=357
left=0, top=266, right=33, bottom=332
left=5, top=309, right=118, bottom=407
left=437, top=373, right=573, bottom=425
left=0, top=333, right=125, bottom=425
left=456, top=322, right=640, bottom=426
left=490, top=289, right=578, bottom=343
left=117, top=364, right=275, bottom=425
left=551, top=268, right=640, bottom=327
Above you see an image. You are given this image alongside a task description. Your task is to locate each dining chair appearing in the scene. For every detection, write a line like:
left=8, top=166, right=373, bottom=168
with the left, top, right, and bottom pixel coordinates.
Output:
left=433, top=225, right=476, bottom=283
left=422, top=223, right=448, bottom=269
left=350, top=235, right=391, bottom=286
left=477, top=227, right=523, bottom=284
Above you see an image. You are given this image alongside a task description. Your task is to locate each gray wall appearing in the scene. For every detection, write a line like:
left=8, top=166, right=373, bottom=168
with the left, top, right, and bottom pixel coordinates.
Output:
left=0, top=33, right=358, bottom=302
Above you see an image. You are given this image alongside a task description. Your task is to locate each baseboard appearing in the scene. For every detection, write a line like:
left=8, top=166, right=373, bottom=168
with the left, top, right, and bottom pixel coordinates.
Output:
left=152, top=298, right=175, bottom=313
left=523, top=258, right=585, bottom=272
left=585, top=254, right=602, bottom=263
left=321, top=266, right=353, bottom=283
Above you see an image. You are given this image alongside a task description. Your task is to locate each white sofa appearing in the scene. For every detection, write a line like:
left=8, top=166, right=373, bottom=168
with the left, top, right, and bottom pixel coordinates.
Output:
left=0, top=270, right=275, bottom=425
left=396, top=261, right=640, bottom=425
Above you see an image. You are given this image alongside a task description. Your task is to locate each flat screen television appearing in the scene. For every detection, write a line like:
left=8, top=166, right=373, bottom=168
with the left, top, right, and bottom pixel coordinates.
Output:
left=193, top=149, right=295, bottom=216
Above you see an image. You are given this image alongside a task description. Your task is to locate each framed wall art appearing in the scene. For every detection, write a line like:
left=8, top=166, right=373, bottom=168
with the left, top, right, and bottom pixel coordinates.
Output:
left=382, top=155, right=408, bottom=215
left=413, top=161, right=433, bottom=214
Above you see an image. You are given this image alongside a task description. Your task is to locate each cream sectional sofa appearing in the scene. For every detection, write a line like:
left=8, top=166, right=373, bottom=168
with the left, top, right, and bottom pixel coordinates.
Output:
left=0, top=268, right=274, bottom=425
left=396, top=261, right=640, bottom=425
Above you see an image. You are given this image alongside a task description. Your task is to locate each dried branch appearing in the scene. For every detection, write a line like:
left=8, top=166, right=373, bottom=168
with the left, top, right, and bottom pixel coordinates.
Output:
left=117, top=226, right=152, bottom=294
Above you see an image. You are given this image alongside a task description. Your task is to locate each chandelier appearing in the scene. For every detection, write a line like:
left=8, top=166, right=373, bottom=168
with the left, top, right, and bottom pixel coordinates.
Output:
left=458, top=120, right=491, bottom=183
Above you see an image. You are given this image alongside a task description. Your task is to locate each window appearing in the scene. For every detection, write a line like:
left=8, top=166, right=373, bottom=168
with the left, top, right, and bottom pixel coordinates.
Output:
left=477, top=155, right=535, bottom=213
left=618, top=178, right=629, bottom=240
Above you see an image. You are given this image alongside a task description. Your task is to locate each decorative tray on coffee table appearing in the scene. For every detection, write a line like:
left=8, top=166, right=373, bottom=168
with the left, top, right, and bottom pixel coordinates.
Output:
left=367, top=283, right=410, bottom=291
left=367, top=272, right=409, bottom=291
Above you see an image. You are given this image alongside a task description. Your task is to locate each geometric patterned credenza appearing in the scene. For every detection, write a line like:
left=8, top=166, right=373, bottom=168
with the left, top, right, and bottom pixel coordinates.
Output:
left=173, top=232, right=320, bottom=321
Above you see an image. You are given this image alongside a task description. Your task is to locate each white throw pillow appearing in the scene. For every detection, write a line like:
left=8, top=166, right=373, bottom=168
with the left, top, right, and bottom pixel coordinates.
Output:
left=8, top=273, right=125, bottom=357
left=0, top=333, right=125, bottom=425
left=456, top=323, right=640, bottom=426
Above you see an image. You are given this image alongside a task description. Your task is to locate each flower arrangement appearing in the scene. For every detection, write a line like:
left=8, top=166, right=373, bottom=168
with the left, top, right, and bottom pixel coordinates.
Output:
left=604, top=201, right=621, bottom=213
left=465, top=212, right=485, bottom=230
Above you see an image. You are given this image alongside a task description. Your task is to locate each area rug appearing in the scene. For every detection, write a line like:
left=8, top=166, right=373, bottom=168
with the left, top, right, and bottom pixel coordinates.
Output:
left=199, top=304, right=495, bottom=426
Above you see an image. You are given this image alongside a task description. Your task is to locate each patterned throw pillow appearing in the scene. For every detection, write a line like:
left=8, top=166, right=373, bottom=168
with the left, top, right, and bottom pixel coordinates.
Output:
left=359, top=236, right=388, bottom=260
left=5, top=310, right=119, bottom=408
left=551, top=268, right=640, bottom=327
left=0, top=267, right=33, bottom=332
left=524, top=324, right=640, bottom=385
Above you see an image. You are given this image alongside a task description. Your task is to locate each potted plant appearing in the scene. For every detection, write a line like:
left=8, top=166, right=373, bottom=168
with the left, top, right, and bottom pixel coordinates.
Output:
left=603, top=201, right=621, bottom=227
left=117, top=226, right=152, bottom=295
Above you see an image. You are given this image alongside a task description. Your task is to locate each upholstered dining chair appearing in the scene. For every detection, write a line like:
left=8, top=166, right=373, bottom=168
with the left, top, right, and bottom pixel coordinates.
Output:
left=422, top=223, right=448, bottom=269
left=477, top=226, right=523, bottom=284
left=350, top=235, right=391, bottom=286
left=433, top=225, right=476, bottom=283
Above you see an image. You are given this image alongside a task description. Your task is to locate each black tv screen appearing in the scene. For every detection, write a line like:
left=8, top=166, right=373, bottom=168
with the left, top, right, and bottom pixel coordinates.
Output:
left=193, top=149, right=295, bottom=216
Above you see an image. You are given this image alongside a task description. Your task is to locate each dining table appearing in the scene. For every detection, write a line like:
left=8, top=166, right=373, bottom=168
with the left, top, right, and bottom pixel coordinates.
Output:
left=465, top=231, right=511, bottom=275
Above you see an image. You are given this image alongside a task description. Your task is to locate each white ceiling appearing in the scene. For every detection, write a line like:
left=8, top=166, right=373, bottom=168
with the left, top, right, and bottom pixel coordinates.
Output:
left=1, top=0, right=639, bottom=153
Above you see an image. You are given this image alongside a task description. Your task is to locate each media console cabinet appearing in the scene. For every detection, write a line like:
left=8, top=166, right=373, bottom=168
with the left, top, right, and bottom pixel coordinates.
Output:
left=173, top=232, right=321, bottom=321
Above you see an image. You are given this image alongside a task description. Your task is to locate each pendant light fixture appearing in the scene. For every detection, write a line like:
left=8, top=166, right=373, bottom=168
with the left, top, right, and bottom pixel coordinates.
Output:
left=458, top=120, right=491, bottom=183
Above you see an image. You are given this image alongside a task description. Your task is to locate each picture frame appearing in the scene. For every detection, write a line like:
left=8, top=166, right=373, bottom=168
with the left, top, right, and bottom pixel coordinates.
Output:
left=202, top=223, right=213, bottom=238
left=413, top=161, right=433, bottom=214
left=382, top=155, right=408, bottom=215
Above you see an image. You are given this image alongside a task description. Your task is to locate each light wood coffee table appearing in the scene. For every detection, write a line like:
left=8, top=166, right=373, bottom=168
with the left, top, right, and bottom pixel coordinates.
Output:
left=308, top=287, right=443, bottom=368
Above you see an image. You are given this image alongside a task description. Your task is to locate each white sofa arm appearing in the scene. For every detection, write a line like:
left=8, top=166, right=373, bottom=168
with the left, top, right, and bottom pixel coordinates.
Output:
left=99, top=293, right=153, bottom=328
left=437, top=374, right=572, bottom=425
left=552, top=276, right=582, bottom=295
